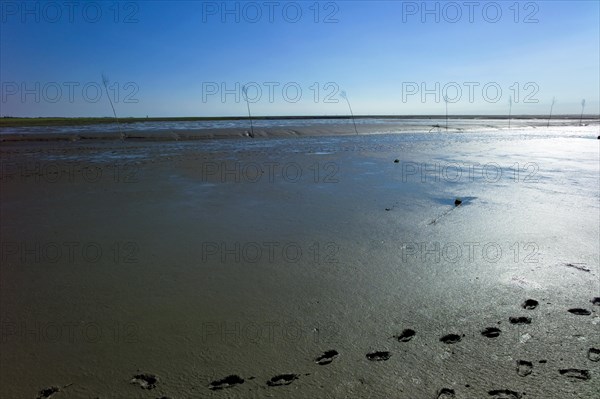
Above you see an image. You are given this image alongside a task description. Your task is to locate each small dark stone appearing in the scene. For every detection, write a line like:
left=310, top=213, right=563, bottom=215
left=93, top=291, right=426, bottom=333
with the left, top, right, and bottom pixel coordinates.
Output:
left=394, top=159, right=400, bottom=163
left=454, top=198, right=462, bottom=206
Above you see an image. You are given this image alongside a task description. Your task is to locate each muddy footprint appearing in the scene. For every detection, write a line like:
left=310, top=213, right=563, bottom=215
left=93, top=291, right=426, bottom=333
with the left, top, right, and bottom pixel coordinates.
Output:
left=393, top=329, right=416, bottom=342
left=522, top=299, right=539, bottom=309
left=488, top=389, right=522, bottom=399
left=437, top=387, right=456, bottom=398
left=568, top=308, right=591, bottom=315
left=209, top=375, right=245, bottom=390
left=587, top=348, right=600, bottom=362
left=36, top=387, right=60, bottom=399
left=130, top=374, right=158, bottom=390
left=559, top=369, right=591, bottom=380
left=315, top=350, right=339, bottom=365
left=366, top=351, right=391, bottom=361
left=509, top=317, right=531, bottom=325
left=516, top=360, right=533, bottom=377
left=440, top=334, right=463, bottom=344
left=558, top=369, right=592, bottom=380
left=266, top=374, right=299, bottom=387
left=481, top=327, right=501, bottom=338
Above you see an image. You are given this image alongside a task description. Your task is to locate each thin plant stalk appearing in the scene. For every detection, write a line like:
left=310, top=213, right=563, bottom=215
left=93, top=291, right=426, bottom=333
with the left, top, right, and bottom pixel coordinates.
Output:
left=101, top=74, right=124, bottom=140
left=508, top=96, right=512, bottom=129
left=443, top=95, right=449, bottom=131
left=579, top=99, right=586, bottom=126
left=242, top=85, right=254, bottom=138
left=547, top=97, right=556, bottom=128
left=340, top=90, right=358, bottom=135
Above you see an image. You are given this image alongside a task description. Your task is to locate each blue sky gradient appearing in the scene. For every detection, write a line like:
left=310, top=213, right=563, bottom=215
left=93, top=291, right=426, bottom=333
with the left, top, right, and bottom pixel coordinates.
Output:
left=1, top=0, right=599, bottom=117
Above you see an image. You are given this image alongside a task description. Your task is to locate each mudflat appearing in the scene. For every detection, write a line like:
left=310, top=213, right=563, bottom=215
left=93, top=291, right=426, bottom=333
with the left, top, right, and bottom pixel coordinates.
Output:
left=1, top=126, right=598, bottom=398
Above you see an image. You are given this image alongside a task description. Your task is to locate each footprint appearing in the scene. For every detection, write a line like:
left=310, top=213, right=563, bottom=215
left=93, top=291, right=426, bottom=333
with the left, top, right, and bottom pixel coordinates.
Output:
left=481, top=327, right=501, bottom=338
left=130, top=374, right=158, bottom=390
left=516, top=360, right=533, bottom=377
left=366, top=351, right=391, bottom=361
left=488, top=389, right=522, bottom=399
left=440, top=334, right=462, bottom=344
left=315, top=350, right=339, bottom=365
left=509, top=317, right=531, bottom=325
left=559, top=369, right=591, bottom=380
left=568, top=308, right=591, bottom=316
left=209, top=375, right=245, bottom=390
left=266, top=374, right=299, bottom=387
left=393, top=329, right=416, bottom=342
left=36, top=387, right=60, bottom=399
left=587, top=348, right=600, bottom=362
left=437, top=387, right=456, bottom=398
left=592, top=297, right=600, bottom=306
left=522, top=299, right=539, bottom=309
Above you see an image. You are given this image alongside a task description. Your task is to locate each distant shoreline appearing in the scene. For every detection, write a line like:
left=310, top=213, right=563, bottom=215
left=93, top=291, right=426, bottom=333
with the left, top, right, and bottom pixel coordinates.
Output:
left=1, top=114, right=599, bottom=128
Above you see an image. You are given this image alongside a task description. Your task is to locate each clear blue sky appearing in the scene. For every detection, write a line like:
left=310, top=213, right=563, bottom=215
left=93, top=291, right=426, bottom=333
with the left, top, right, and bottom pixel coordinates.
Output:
left=1, top=0, right=599, bottom=117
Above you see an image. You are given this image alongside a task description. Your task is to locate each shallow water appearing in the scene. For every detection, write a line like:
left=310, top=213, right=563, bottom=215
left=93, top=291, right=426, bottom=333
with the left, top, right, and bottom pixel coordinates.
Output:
left=1, top=117, right=597, bottom=138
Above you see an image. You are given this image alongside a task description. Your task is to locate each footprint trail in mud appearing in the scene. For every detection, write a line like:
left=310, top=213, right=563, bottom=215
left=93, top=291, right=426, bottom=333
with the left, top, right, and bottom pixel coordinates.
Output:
left=440, top=334, right=463, bottom=344
left=366, top=351, right=391, bottom=361
left=315, top=350, right=339, bottom=365
left=481, top=327, right=502, bottom=338
left=209, top=375, right=245, bottom=390
left=559, top=369, right=591, bottom=380
left=267, top=374, right=299, bottom=387
left=516, top=360, right=533, bottom=377
left=393, top=329, right=416, bottom=342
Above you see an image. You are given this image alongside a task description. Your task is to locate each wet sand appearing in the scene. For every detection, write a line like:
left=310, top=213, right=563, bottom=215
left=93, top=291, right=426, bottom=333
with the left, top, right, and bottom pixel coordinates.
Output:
left=1, top=126, right=599, bottom=398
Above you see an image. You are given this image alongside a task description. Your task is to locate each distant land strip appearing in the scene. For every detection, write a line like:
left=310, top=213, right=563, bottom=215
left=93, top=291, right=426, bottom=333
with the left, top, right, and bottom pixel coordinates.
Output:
left=1, top=115, right=599, bottom=128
